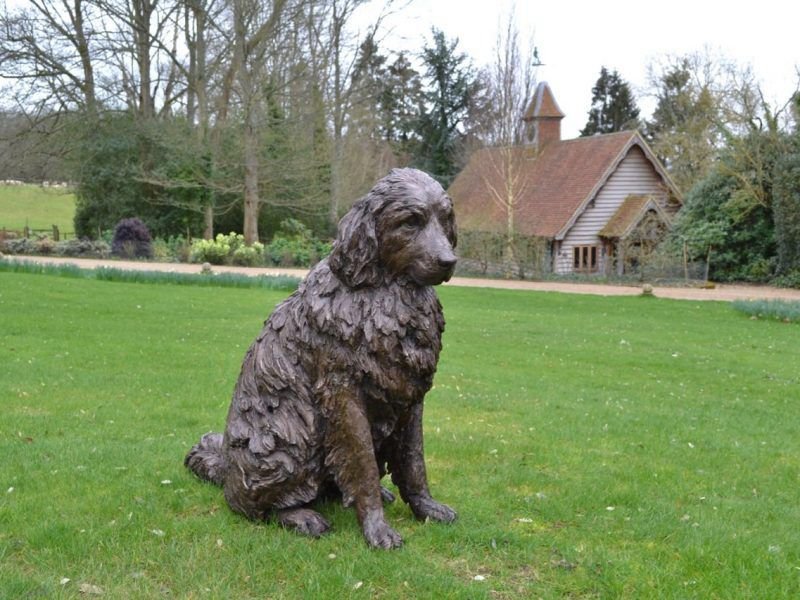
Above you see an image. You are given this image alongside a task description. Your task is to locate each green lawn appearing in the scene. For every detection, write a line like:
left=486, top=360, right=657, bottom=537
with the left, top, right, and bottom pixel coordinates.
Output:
left=2, top=272, right=799, bottom=598
left=0, top=184, right=76, bottom=233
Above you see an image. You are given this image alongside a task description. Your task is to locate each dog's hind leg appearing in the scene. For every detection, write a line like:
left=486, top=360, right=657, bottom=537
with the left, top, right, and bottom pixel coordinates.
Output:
left=185, top=432, right=228, bottom=486
left=275, top=507, right=331, bottom=538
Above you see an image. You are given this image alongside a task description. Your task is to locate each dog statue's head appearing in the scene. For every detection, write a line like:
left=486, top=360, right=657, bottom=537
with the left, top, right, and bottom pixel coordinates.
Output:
left=329, top=168, right=457, bottom=289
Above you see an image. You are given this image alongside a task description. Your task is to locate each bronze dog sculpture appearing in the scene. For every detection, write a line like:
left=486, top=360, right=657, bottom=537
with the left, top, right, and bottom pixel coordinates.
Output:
left=185, top=168, right=457, bottom=548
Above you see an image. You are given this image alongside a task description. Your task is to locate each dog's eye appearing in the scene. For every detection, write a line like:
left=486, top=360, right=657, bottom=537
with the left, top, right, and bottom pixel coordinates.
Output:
left=400, top=214, right=424, bottom=230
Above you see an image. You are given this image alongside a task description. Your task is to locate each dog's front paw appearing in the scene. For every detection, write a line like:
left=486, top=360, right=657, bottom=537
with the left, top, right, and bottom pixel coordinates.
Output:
left=276, top=507, right=331, bottom=538
left=409, top=495, right=457, bottom=523
left=362, top=512, right=403, bottom=549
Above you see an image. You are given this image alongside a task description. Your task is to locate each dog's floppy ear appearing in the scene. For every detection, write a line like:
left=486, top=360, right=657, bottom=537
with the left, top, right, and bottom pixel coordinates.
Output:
left=328, top=197, right=382, bottom=289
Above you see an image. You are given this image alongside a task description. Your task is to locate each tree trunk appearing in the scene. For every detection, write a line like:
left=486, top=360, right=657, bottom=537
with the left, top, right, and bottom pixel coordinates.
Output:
left=73, top=0, right=97, bottom=117
left=504, top=149, right=516, bottom=278
left=132, top=0, right=155, bottom=118
left=185, top=4, right=196, bottom=124
left=683, top=240, right=689, bottom=283
left=329, top=0, right=345, bottom=229
left=242, top=117, right=260, bottom=245
left=189, top=0, right=213, bottom=239
left=203, top=204, right=214, bottom=240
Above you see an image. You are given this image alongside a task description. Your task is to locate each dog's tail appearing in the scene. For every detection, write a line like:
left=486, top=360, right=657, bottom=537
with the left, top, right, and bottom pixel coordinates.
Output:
left=185, top=432, right=227, bottom=486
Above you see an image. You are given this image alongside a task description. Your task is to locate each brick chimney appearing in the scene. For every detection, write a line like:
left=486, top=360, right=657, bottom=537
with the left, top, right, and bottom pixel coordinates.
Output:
left=522, top=82, right=565, bottom=150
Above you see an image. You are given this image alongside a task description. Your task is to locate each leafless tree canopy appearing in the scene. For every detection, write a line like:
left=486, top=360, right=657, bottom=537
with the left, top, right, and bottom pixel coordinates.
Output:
left=0, top=0, right=410, bottom=239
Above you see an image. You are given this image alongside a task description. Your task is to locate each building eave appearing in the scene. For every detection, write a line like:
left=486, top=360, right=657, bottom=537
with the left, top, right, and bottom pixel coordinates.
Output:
left=554, top=131, right=680, bottom=241
left=598, top=195, right=673, bottom=240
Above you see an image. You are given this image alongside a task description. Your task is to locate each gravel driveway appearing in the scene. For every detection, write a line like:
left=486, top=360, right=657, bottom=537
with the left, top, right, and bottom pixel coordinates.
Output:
left=6, top=254, right=800, bottom=302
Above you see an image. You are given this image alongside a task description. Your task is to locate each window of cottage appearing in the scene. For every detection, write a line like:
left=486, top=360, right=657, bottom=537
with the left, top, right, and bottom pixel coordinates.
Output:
left=573, top=245, right=599, bottom=272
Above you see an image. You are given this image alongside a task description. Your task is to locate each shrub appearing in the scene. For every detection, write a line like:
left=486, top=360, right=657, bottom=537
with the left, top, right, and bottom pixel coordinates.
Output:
left=151, top=238, right=171, bottom=262
left=772, top=270, right=800, bottom=289
left=773, top=152, right=800, bottom=275
left=150, top=236, right=191, bottom=263
left=457, top=230, right=550, bottom=278
left=190, top=232, right=264, bottom=266
left=112, top=217, right=153, bottom=259
left=1, top=237, right=39, bottom=255
left=1, top=236, right=108, bottom=258
left=166, top=235, right=192, bottom=263
left=190, top=236, right=230, bottom=265
left=55, top=238, right=110, bottom=258
left=36, top=237, right=57, bottom=255
left=232, top=244, right=264, bottom=267
left=265, top=219, right=332, bottom=267
left=73, top=114, right=206, bottom=239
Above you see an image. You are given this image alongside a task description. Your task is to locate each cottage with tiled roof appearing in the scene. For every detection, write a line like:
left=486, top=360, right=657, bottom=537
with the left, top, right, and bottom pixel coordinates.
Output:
left=449, top=82, right=682, bottom=275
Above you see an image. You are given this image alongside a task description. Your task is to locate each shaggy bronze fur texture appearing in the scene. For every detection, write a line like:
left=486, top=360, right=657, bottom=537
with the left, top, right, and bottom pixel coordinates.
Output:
left=185, top=168, right=457, bottom=548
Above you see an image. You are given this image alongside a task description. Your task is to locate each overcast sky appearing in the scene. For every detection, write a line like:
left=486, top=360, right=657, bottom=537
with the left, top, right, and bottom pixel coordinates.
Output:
left=373, top=0, right=800, bottom=138
left=4, top=0, right=798, bottom=139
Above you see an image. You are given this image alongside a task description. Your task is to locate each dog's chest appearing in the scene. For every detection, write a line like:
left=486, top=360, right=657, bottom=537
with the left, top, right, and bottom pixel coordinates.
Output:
left=310, top=280, right=444, bottom=397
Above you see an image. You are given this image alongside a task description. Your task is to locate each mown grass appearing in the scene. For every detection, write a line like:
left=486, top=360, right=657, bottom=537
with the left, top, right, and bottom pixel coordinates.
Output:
left=2, top=272, right=799, bottom=598
left=0, top=184, right=76, bottom=233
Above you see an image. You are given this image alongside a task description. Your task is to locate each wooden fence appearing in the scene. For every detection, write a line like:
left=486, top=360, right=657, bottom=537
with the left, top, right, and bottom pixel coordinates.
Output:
left=0, top=225, right=73, bottom=241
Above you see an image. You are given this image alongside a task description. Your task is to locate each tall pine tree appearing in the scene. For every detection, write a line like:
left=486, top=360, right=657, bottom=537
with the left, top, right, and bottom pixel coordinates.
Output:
left=379, top=53, right=423, bottom=155
left=580, top=67, right=640, bottom=136
left=415, top=28, right=478, bottom=186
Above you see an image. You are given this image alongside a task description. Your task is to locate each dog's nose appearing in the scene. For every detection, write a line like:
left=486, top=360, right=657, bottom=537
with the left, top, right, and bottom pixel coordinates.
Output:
left=437, top=255, right=457, bottom=269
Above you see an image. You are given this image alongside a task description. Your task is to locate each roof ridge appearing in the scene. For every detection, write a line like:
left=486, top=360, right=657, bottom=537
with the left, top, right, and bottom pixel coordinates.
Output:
left=556, top=129, right=638, bottom=145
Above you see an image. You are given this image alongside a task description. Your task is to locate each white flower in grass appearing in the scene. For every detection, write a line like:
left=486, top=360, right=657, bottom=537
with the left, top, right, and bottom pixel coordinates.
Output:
left=78, top=583, right=104, bottom=595
left=352, top=581, right=363, bottom=590
left=473, top=575, right=486, bottom=581
left=151, top=529, right=165, bottom=537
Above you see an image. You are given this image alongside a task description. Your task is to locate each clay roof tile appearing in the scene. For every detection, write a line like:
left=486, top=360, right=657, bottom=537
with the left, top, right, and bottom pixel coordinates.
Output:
left=523, top=81, right=565, bottom=121
left=449, top=131, right=639, bottom=239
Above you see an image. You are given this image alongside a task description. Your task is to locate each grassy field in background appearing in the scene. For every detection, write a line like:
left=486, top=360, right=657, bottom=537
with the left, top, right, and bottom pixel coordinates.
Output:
left=2, top=271, right=799, bottom=598
left=0, top=184, right=76, bottom=233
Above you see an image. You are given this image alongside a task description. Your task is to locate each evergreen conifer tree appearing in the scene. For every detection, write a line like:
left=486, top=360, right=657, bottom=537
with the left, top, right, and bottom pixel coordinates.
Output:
left=580, top=67, right=640, bottom=136
left=415, top=29, right=478, bottom=186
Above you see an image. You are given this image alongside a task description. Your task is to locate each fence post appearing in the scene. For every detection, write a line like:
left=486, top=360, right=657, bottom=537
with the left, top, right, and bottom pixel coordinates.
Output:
left=52, top=225, right=60, bottom=241
left=24, top=225, right=30, bottom=239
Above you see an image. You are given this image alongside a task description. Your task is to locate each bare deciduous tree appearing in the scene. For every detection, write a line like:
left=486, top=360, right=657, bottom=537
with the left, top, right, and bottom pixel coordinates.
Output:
left=471, top=11, right=539, bottom=274
left=0, top=0, right=102, bottom=115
